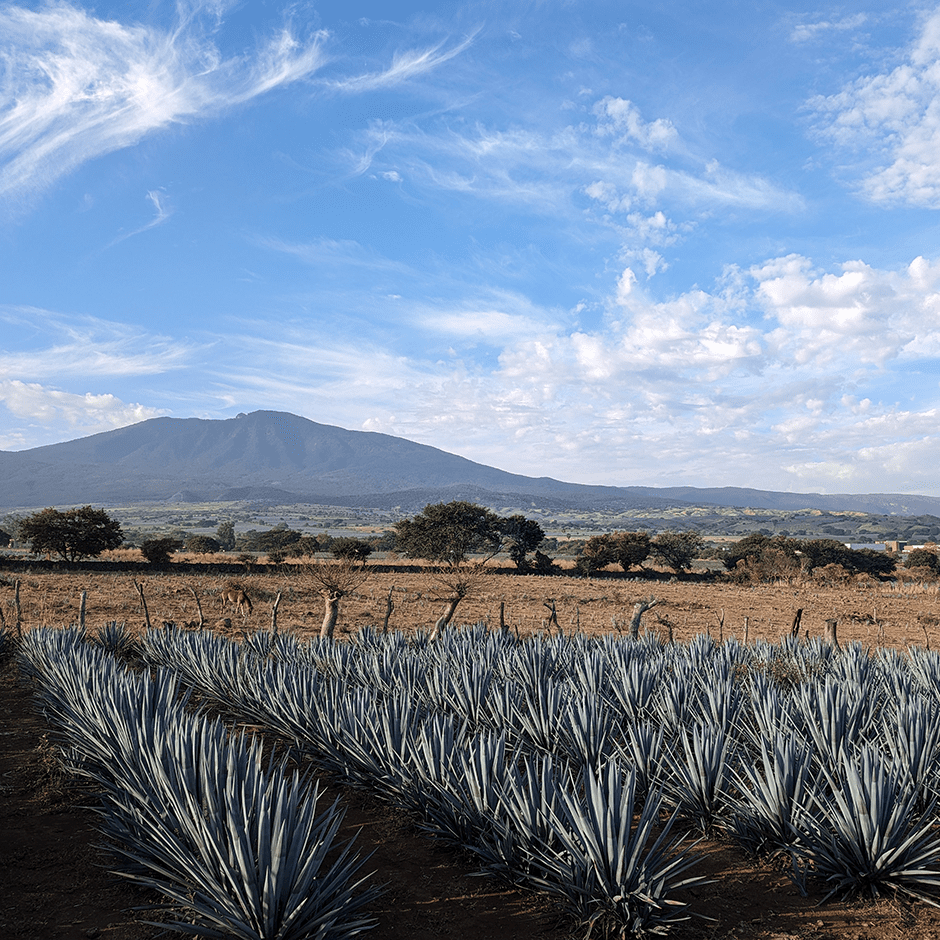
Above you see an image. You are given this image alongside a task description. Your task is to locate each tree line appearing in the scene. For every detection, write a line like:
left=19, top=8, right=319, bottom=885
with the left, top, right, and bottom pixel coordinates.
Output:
left=3, top=502, right=937, bottom=580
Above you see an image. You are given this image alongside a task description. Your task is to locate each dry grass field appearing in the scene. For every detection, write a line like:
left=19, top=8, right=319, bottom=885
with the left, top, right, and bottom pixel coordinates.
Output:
left=5, top=561, right=940, bottom=940
left=3, top=557, right=940, bottom=649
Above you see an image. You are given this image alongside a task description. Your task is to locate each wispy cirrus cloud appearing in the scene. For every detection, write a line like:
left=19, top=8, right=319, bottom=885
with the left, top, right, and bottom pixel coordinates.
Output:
left=0, top=306, right=198, bottom=378
left=326, top=30, right=479, bottom=93
left=0, top=2, right=327, bottom=204
left=349, top=94, right=802, bottom=259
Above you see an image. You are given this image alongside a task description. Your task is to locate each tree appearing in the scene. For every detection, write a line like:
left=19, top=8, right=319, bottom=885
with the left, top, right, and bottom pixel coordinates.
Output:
left=330, top=537, right=374, bottom=562
left=498, top=515, right=545, bottom=569
left=140, top=537, right=181, bottom=567
left=185, top=535, right=220, bottom=554
left=394, top=501, right=502, bottom=564
left=575, top=534, right=618, bottom=576
left=0, top=529, right=10, bottom=548
left=611, top=531, right=651, bottom=571
left=302, top=558, right=372, bottom=639
left=651, top=531, right=704, bottom=573
left=18, top=506, right=124, bottom=561
left=216, top=521, right=236, bottom=551
left=427, top=563, right=491, bottom=641
left=906, top=548, right=940, bottom=572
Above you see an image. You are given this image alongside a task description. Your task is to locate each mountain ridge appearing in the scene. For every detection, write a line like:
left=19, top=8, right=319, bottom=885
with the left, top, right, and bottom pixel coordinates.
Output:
left=1, top=410, right=939, bottom=517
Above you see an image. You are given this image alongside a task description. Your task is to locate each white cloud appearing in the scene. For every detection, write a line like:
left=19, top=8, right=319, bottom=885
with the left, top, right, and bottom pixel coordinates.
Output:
left=0, top=2, right=327, bottom=203
left=0, top=306, right=197, bottom=378
left=790, top=14, right=867, bottom=43
left=0, top=379, right=165, bottom=442
left=592, top=96, right=678, bottom=151
left=327, top=31, right=478, bottom=93
left=809, top=10, right=940, bottom=206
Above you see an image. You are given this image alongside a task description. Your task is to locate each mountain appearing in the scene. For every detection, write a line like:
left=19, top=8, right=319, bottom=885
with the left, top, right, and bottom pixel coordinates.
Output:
left=1, top=410, right=939, bottom=516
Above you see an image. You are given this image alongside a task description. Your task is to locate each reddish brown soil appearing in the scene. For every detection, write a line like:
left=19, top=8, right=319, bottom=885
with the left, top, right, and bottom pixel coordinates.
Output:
left=4, top=567, right=940, bottom=939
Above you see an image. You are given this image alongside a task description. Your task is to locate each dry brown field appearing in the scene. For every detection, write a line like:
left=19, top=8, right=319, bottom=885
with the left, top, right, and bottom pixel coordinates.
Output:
left=5, top=560, right=940, bottom=940
left=3, top=557, right=940, bottom=649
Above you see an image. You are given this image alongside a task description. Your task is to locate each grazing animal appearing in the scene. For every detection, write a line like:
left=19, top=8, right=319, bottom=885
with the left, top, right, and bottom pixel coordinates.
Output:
left=219, top=588, right=253, bottom=617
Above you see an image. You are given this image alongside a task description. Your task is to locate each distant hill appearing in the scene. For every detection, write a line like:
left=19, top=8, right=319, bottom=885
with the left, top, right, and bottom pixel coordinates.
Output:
left=1, top=410, right=939, bottom=517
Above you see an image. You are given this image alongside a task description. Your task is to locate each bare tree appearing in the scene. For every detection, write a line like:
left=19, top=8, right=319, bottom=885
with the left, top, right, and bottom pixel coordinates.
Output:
left=427, top=562, right=491, bottom=641
left=302, top=557, right=372, bottom=639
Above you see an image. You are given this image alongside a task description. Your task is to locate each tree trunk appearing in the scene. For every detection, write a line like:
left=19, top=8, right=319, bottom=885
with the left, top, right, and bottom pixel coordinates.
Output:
left=14, top=580, right=21, bottom=638
left=823, top=618, right=840, bottom=650
left=133, top=580, right=151, bottom=631
left=188, top=586, right=205, bottom=628
left=430, top=597, right=461, bottom=642
left=382, top=587, right=395, bottom=634
left=271, top=592, right=281, bottom=636
left=320, top=591, right=341, bottom=639
left=543, top=599, right=560, bottom=637
left=789, top=608, right=803, bottom=639
left=630, top=597, right=658, bottom=639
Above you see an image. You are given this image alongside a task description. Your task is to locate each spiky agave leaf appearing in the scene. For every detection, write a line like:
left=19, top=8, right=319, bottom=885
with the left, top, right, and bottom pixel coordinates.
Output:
left=531, top=762, right=708, bottom=935
left=661, top=724, right=736, bottom=837
left=792, top=745, right=940, bottom=905
left=730, top=731, right=815, bottom=856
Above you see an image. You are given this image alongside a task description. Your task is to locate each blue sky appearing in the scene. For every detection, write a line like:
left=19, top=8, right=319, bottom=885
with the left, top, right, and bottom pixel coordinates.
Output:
left=3, top=1, right=940, bottom=495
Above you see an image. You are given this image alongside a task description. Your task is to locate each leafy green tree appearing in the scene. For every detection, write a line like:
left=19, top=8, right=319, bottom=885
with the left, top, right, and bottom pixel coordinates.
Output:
left=257, top=528, right=303, bottom=552
left=140, top=537, right=181, bottom=567
left=18, top=506, right=124, bottom=561
left=906, top=548, right=940, bottom=572
left=216, top=521, right=236, bottom=551
left=498, top=515, right=545, bottom=569
left=651, top=530, right=705, bottom=573
left=394, top=501, right=502, bottom=564
left=797, top=538, right=854, bottom=572
left=185, top=535, right=220, bottom=554
left=575, top=534, right=618, bottom=576
left=330, top=537, right=374, bottom=561
left=611, top=531, right=651, bottom=571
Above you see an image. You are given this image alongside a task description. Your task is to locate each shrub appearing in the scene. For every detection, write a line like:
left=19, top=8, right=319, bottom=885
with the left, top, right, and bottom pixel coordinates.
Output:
left=184, top=535, right=220, bottom=555
left=141, top=537, right=181, bottom=567
left=330, top=537, right=374, bottom=562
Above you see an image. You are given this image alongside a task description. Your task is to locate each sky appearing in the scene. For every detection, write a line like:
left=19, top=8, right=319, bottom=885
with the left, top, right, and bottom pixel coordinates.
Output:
left=3, top=1, right=940, bottom=496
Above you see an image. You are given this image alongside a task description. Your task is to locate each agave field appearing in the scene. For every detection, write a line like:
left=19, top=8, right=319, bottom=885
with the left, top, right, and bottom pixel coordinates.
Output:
left=10, top=616, right=940, bottom=939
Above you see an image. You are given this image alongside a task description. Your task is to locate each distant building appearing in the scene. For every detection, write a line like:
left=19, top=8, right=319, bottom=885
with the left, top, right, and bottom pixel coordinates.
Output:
left=844, top=542, right=890, bottom=552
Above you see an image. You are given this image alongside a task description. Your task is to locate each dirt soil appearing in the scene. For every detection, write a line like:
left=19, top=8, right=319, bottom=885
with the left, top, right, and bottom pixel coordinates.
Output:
left=4, top=565, right=940, bottom=939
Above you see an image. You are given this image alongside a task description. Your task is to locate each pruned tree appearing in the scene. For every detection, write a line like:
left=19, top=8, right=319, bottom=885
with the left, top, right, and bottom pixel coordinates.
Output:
left=427, top=562, right=491, bottom=641
left=575, top=534, right=618, bottom=576
left=498, top=515, right=546, bottom=570
left=18, top=506, right=124, bottom=561
left=302, top=558, right=372, bottom=639
left=651, top=530, right=704, bottom=574
left=395, top=501, right=502, bottom=565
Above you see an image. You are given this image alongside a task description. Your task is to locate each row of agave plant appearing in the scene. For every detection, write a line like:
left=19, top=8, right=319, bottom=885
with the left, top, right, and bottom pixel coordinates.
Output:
left=14, top=625, right=382, bottom=940
left=129, top=622, right=940, bottom=931
left=16, top=619, right=940, bottom=936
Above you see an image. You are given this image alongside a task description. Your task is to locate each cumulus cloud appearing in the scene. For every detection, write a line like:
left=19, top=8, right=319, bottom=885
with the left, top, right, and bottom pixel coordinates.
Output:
left=0, top=2, right=327, bottom=203
left=0, top=379, right=164, bottom=441
left=809, top=10, right=940, bottom=206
